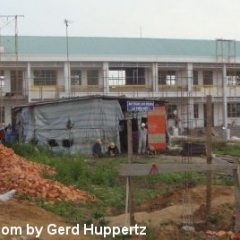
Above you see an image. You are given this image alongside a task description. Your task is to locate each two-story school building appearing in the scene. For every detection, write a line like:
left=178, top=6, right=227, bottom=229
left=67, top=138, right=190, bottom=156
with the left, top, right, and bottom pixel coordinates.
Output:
left=0, top=36, right=240, bottom=133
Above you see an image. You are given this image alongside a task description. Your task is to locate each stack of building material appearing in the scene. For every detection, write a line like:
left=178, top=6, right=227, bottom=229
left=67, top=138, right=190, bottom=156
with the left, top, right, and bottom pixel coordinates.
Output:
left=0, top=145, right=95, bottom=202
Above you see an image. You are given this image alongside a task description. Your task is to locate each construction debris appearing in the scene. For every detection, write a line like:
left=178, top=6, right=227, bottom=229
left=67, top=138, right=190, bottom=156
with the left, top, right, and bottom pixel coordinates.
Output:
left=181, top=142, right=206, bottom=156
left=0, top=189, right=16, bottom=201
left=205, top=230, right=240, bottom=239
left=0, top=145, right=95, bottom=203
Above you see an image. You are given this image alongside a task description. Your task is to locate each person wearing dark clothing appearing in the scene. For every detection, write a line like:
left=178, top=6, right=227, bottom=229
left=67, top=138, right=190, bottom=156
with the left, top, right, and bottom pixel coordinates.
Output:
left=0, top=127, right=5, bottom=141
left=107, top=142, right=119, bottom=157
left=92, top=138, right=103, bottom=157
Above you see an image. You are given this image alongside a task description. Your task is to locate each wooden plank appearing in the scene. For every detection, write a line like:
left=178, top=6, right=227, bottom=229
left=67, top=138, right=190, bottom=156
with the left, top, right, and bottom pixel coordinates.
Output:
left=206, top=95, right=213, bottom=163
left=119, top=163, right=238, bottom=176
left=238, top=166, right=240, bottom=187
left=212, top=128, right=220, bottom=137
left=233, top=168, right=240, bottom=232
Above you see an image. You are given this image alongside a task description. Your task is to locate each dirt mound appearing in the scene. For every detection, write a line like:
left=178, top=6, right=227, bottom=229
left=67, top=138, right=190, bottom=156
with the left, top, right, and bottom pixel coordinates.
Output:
left=0, top=145, right=95, bottom=202
left=0, top=200, right=91, bottom=240
left=134, top=185, right=234, bottom=213
left=107, top=185, right=235, bottom=239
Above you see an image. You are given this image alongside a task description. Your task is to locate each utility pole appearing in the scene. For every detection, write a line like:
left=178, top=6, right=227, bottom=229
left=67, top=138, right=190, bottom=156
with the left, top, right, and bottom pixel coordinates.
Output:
left=64, top=19, right=72, bottom=97
left=0, top=15, right=24, bottom=126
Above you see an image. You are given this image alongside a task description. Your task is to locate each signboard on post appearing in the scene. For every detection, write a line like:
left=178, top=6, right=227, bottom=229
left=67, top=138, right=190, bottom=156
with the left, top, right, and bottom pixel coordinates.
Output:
left=127, top=101, right=154, bottom=112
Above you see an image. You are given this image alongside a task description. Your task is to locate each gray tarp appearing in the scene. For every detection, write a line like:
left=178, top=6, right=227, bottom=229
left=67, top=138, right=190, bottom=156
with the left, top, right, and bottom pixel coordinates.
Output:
left=19, top=99, right=124, bottom=155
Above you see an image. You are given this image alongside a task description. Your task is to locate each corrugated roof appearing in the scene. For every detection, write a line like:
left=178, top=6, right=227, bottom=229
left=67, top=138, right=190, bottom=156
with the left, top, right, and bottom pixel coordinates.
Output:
left=1, top=36, right=233, bottom=57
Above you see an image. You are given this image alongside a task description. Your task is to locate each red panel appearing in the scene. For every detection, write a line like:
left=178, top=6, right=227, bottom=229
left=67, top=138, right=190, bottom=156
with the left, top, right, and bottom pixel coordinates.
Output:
left=148, top=115, right=165, bottom=133
left=147, top=106, right=167, bottom=150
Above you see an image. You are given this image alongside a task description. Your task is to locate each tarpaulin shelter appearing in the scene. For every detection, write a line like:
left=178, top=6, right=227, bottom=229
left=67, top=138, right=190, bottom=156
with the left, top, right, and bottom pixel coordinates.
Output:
left=12, top=96, right=124, bottom=155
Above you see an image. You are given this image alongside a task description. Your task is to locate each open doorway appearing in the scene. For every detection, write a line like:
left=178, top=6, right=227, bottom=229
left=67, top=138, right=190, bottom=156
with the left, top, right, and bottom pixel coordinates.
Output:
left=119, top=119, right=139, bottom=153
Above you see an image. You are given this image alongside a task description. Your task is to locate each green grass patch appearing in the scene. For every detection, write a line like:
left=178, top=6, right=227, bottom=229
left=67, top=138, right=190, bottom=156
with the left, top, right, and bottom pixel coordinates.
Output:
left=10, top=142, right=235, bottom=225
left=213, top=142, right=240, bottom=156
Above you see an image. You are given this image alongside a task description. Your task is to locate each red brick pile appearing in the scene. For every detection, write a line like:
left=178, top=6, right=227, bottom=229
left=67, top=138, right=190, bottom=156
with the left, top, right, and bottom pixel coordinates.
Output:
left=206, top=230, right=240, bottom=239
left=0, top=145, right=95, bottom=202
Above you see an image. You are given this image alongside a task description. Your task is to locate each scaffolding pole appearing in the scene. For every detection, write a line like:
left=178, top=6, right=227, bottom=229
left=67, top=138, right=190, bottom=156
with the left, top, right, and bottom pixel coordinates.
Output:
left=216, top=39, right=236, bottom=137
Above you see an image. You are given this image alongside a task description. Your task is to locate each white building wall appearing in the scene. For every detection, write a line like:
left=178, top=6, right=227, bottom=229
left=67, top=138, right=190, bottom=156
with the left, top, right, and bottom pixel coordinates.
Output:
left=3, top=70, right=11, bottom=93
left=1, top=56, right=240, bottom=131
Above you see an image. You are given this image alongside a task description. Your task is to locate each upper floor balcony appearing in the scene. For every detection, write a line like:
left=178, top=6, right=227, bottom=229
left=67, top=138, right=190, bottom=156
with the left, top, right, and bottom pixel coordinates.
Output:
left=27, top=83, right=240, bottom=102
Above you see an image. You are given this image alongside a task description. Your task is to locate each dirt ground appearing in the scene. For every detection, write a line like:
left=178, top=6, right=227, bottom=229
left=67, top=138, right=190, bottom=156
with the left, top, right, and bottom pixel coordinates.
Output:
left=0, top=199, right=92, bottom=240
left=0, top=185, right=235, bottom=240
left=0, top=154, right=237, bottom=240
left=107, top=185, right=235, bottom=239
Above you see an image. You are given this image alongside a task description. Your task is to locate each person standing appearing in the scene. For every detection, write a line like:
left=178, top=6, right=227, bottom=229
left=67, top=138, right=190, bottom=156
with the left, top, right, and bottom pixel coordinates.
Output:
left=138, top=123, right=147, bottom=154
left=92, top=138, right=103, bottom=157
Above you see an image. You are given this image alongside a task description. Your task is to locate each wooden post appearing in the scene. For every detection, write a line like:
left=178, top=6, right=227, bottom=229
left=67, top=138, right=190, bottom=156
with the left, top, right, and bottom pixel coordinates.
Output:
left=127, top=119, right=135, bottom=225
left=233, top=168, right=240, bottom=232
left=206, top=95, right=212, bottom=217
left=233, top=160, right=240, bottom=232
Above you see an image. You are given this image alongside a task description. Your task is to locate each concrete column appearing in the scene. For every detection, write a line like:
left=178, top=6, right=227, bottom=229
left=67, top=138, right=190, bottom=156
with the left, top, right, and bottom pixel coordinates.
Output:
left=187, top=63, right=194, bottom=129
left=152, top=63, right=158, bottom=92
left=103, top=62, right=109, bottom=94
left=187, top=63, right=193, bottom=92
left=81, top=70, right=87, bottom=86
left=222, top=64, right=228, bottom=137
left=27, top=62, right=31, bottom=102
left=64, top=62, right=70, bottom=96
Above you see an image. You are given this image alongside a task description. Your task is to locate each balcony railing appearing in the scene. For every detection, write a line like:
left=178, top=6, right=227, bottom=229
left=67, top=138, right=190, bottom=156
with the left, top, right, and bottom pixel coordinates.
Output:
left=158, top=84, right=188, bottom=91
left=109, top=84, right=152, bottom=92
left=27, top=83, right=240, bottom=101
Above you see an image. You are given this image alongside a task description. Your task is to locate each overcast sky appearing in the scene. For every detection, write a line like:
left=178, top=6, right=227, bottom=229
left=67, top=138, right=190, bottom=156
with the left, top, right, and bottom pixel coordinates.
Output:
left=1, top=0, right=240, bottom=40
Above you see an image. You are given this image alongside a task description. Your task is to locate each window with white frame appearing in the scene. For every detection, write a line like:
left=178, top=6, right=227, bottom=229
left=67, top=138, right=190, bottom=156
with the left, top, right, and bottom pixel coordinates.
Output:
left=33, top=70, right=57, bottom=86
left=158, top=70, right=176, bottom=85
left=0, top=106, right=5, bottom=124
left=109, top=70, right=126, bottom=86
left=71, top=70, right=82, bottom=85
left=227, top=71, right=240, bottom=85
left=0, top=70, right=4, bottom=88
left=193, top=70, right=198, bottom=85
left=203, top=71, right=213, bottom=85
left=227, top=103, right=240, bottom=117
left=166, top=104, right=177, bottom=119
left=87, top=70, right=98, bottom=85
left=194, top=104, right=199, bottom=118
left=11, top=70, right=23, bottom=94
